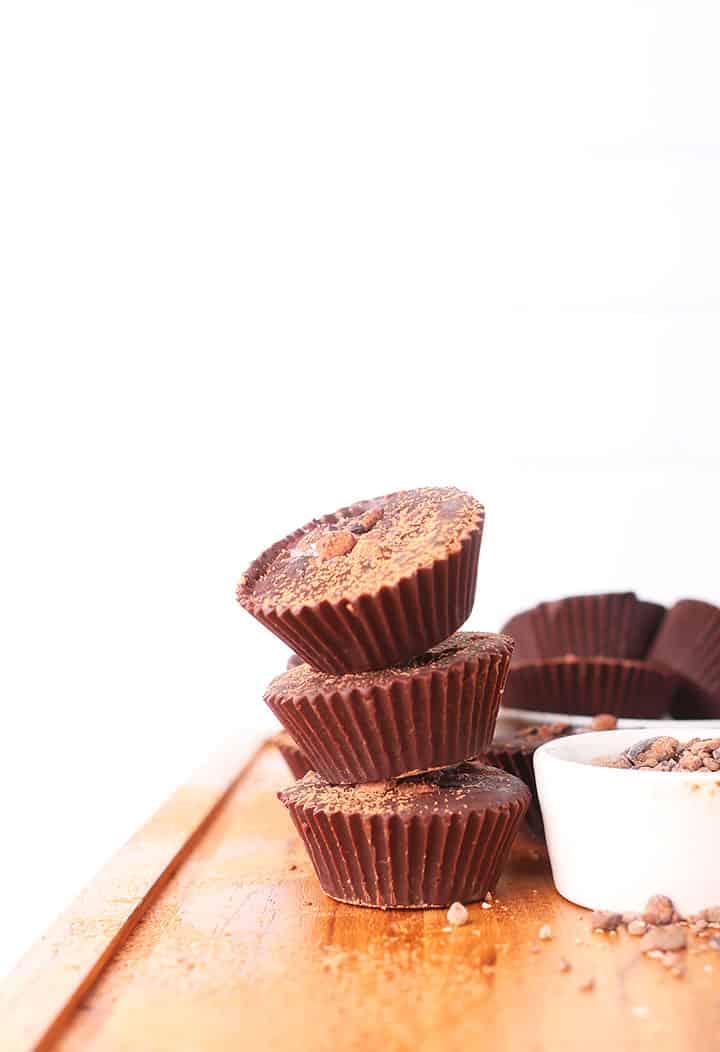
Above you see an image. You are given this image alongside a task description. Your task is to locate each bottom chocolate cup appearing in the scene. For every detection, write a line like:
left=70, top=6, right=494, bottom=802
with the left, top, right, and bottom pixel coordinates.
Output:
left=271, top=730, right=312, bottom=779
left=502, top=657, right=677, bottom=718
left=278, top=763, right=530, bottom=909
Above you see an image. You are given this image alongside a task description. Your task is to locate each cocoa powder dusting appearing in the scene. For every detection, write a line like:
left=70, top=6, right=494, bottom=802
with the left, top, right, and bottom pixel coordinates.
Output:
left=267, top=630, right=513, bottom=697
left=240, top=487, right=484, bottom=609
left=279, top=763, right=531, bottom=818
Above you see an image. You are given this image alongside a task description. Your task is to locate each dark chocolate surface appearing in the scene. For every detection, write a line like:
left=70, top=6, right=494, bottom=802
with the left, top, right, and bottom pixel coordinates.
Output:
left=279, top=762, right=531, bottom=818
left=269, top=631, right=513, bottom=697
left=239, top=487, right=483, bottom=610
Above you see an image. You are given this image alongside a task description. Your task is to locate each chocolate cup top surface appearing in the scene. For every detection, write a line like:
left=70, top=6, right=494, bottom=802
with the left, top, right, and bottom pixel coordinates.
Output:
left=267, top=631, right=513, bottom=699
left=238, top=487, right=484, bottom=614
left=236, top=487, right=484, bottom=673
left=279, top=762, right=531, bottom=818
left=502, top=592, right=665, bottom=661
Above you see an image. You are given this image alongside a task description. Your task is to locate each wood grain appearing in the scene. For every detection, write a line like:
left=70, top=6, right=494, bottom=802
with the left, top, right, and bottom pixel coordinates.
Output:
left=5, top=742, right=720, bottom=1052
left=0, top=735, right=263, bottom=1052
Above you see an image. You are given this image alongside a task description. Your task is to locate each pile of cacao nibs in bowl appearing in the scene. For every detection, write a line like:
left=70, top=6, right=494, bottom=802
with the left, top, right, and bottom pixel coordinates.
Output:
left=594, top=735, right=720, bottom=771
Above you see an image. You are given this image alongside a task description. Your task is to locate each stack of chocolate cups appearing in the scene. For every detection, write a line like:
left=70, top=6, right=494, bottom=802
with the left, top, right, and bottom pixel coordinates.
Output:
left=237, top=488, right=530, bottom=909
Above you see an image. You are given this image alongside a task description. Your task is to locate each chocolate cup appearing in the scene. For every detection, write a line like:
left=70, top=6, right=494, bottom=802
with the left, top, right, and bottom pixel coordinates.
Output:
left=265, top=633, right=514, bottom=784
left=648, top=599, right=720, bottom=718
left=480, top=747, right=544, bottom=836
left=278, top=764, right=530, bottom=909
left=502, top=593, right=665, bottom=662
left=237, top=494, right=484, bottom=674
left=271, top=731, right=312, bottom=779
left=502, top=657, right=677, bottom=718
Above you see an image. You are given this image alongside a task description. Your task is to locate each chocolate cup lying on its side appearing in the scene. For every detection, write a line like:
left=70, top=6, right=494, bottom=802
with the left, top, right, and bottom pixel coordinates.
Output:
left=649, top=599, right=720, bottom=719
left=278, top=764, right=531, bottom=909
left=502, top=592, right=666, bottom=662
left=502, top=657, right=678, bottom=718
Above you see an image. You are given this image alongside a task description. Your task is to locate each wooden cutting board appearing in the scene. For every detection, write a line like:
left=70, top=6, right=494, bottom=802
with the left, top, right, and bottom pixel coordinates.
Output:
left=3, top=738, right=719, bottom=1052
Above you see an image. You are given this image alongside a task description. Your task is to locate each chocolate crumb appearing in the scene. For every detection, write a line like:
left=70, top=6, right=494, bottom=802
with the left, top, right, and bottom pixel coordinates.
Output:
left=640, top=925, right=687, bottom=953
left=447, top=901, right=469, bottom=927
left=591, top=910, right=622, bottom=932
left=559, top=957, right=572, bottom=973
left=593, top=754, right=632, bottom=768
left=538, top=924, right=553, bottom=941
left=316, top=530, right=357, bottom=561
left=349, top=507, right=384, bottom=535
left=590, top=713, right=618, bottom=731
left=579, top=978, right=596, bottom=993
left=643, top=895, right=675, bottom=926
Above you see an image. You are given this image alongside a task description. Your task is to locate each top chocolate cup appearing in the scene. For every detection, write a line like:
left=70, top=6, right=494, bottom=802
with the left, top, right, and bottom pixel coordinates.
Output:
left=649, top=599, right=720, bottom=718
left=237, top=487, right=484, bottom=673
left=502, top=592, right=665, bottom=661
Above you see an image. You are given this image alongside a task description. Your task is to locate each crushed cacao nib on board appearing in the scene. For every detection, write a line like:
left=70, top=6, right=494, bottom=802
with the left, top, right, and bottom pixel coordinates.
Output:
left=593, top=736, right=720, bottom=771
left=588, top=894, right=720, bottom=975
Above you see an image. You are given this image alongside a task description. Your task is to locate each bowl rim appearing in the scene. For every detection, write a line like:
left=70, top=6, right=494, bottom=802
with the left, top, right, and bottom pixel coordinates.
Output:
left=534, top=724, right=720, bottom=782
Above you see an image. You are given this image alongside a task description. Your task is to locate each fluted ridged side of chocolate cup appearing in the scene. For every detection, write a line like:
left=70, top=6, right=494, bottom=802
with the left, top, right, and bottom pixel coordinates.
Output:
left=265, top=633, right=513, bottom=784
left=480, top=747, right=543, bottom=833
left=237, top=493, right=483, bottom=674
left=501, top=612, right=542, bottom=660
left=271, top=731, right=312, bottom=779
left=649, top=599, right=720, bottom=718
left=503, top=593, right=665, bottom=662
left=503, top=657, right=676, bottom=717
left=279, top=768, right=530, bottom=909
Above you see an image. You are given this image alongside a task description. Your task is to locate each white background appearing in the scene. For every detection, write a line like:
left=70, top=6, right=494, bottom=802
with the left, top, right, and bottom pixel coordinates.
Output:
left=2, top=1, right=720, bottom=978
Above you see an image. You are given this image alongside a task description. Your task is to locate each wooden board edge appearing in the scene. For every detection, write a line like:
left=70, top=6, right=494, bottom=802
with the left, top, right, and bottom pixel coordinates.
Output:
left=0, top=733, right=268, bottom=1052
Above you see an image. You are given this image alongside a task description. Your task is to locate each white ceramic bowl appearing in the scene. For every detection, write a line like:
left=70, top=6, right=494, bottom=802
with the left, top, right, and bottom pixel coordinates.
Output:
left=535, top=725, right=720, bottom=915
